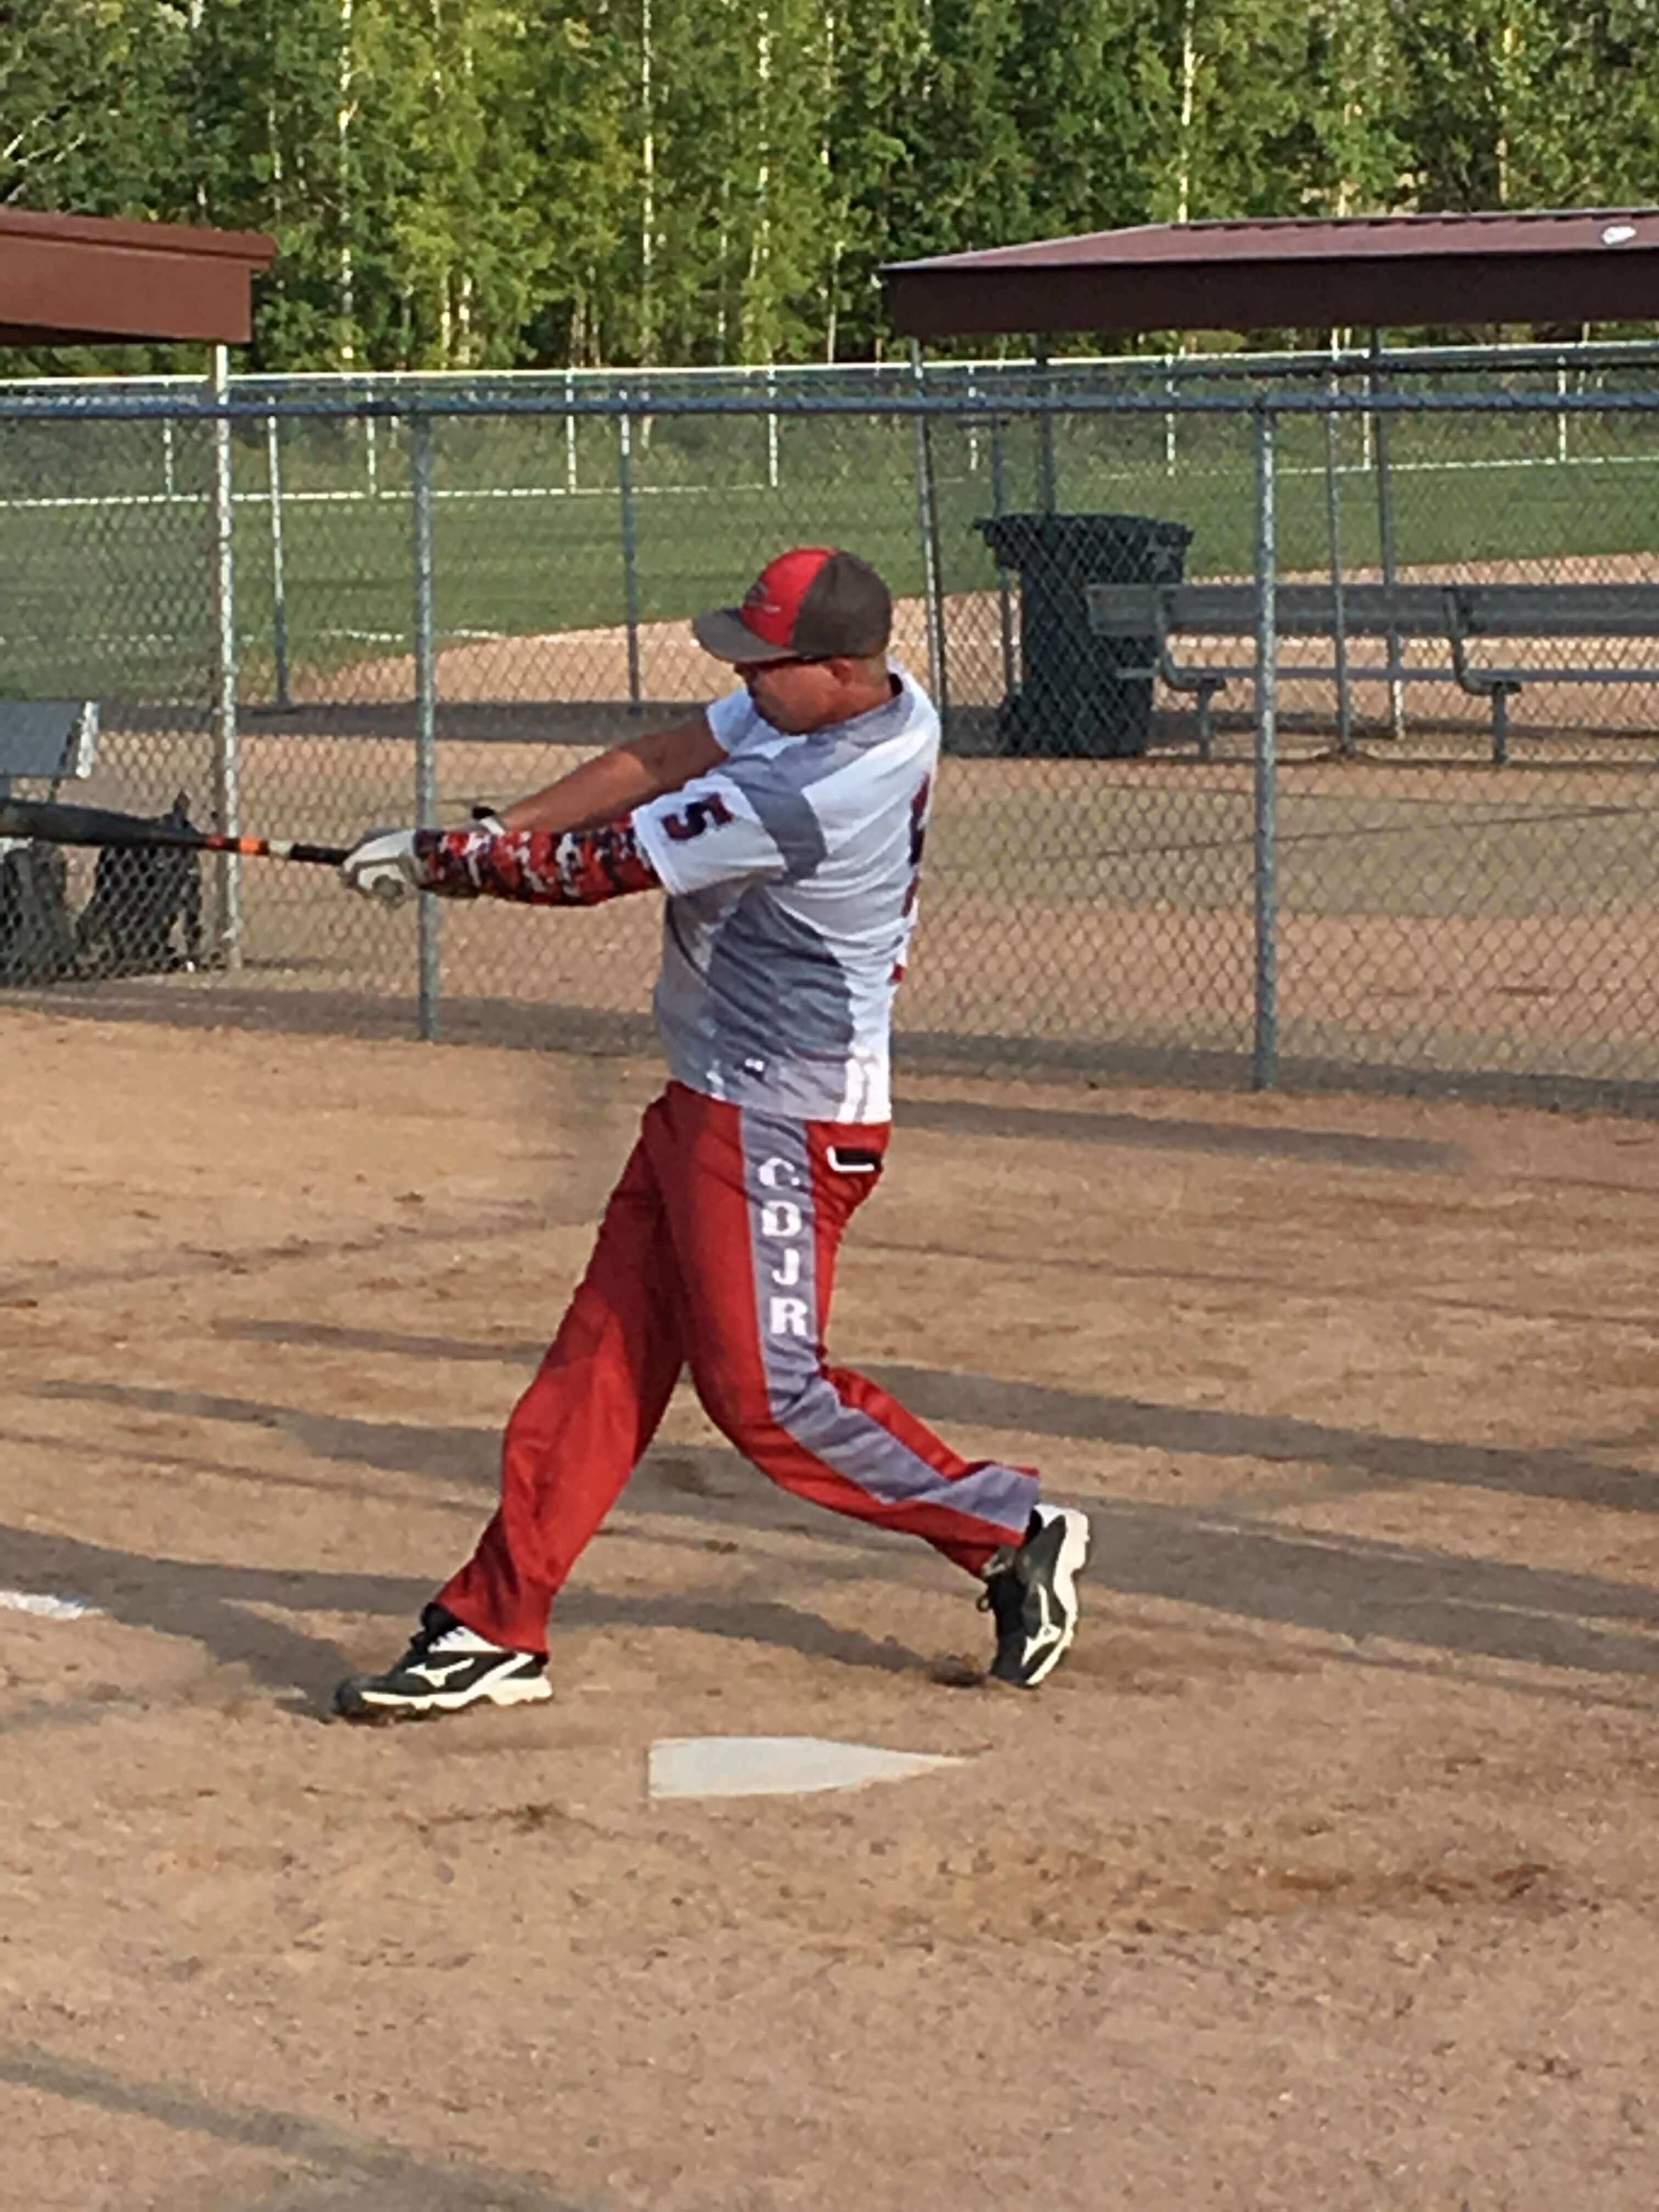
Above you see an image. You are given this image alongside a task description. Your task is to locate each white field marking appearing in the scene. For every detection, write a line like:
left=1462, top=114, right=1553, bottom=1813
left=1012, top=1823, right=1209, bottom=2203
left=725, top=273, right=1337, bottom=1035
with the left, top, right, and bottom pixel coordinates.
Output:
left=0, top=1589, right=101, bottom=1622
left=648, top=1735, right=968, bottom=1801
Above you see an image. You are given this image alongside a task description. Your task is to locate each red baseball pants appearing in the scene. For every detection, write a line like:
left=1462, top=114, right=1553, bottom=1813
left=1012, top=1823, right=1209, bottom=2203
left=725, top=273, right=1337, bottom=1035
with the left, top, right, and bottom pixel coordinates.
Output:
left=437, top=1081, right=1040, bottom=1652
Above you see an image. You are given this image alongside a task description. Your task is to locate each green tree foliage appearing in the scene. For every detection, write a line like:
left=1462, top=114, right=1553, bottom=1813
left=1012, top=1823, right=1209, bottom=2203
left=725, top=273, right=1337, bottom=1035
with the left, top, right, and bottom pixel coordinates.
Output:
left=1, top=0, right=188, bottom=214
left=358, top=0, right=555, bottom=366
left=1137, top=0, right=1407, bottom=226
left=3, top=0, right=1659, bottom=369
left=179, top=0, right=356, bottom=362
left=1396, top=0, right=1659, bottom=211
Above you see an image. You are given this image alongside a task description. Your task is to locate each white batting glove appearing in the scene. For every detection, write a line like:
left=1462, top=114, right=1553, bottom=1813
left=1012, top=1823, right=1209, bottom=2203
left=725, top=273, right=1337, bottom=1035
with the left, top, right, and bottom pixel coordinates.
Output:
left=340, top=828, right=427, bottom=904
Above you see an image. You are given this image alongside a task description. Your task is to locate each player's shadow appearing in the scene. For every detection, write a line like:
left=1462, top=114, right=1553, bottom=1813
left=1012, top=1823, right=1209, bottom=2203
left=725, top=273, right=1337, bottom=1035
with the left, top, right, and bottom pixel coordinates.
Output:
left=10, top=1367, right=934, bottom=1700
left=20, top=1365, right=1659, bottom=1692
left=25, top=1375, right=906, bottom=1566
left=205, top=1325, right=1659, bottom=1521
left=1086, top=1499, right=1659, bottom=1678
left=0, top=1521, right=428, bottom=1699
left=894, top=1095, right=1463, bottom=1173
left=864, top=1363, right=1659, bottom=1521
left=32, top=1375, right=499, bottom=1487
left=0, top=1515, right=931, bottom=1714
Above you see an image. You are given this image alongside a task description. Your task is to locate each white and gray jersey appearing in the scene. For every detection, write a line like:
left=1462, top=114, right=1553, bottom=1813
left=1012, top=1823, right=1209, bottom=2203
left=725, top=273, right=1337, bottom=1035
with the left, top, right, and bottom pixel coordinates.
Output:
left=630, top=667, right=938, bottom=1124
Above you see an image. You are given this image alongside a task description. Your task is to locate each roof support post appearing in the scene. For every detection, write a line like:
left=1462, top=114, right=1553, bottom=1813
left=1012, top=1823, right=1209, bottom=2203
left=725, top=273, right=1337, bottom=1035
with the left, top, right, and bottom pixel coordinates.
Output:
left=1034, top=337, right=1057, bottom=512
left=210, top=343, right=242, bottom=970
left=1323, top=356, right=1355, bottom=757
left=909, top=342, right=949, bottom=714
left=1252, top=403, right=1279, bottom=1091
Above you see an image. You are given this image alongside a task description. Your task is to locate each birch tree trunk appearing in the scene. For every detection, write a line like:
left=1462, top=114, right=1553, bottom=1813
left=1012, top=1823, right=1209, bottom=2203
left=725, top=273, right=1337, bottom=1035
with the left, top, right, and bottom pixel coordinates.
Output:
left=338, top=0, right=355, bottom=367
left=640, top=0, right=656, bottom=362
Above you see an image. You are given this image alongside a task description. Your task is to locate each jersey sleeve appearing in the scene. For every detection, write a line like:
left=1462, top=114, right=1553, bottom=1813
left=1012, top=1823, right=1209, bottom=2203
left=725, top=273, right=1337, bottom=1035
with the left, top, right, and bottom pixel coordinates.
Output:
left=631, top=770, right=793, bottom=898
left=704, top=686, right=757, bottom=753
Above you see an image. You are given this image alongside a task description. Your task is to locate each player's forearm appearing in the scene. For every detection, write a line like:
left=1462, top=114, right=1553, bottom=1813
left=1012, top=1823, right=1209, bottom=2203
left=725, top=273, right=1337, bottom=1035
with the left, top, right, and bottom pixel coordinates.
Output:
left=413, top=820, right=659, bottom=905
left=497, top=716, right=724, bottom=835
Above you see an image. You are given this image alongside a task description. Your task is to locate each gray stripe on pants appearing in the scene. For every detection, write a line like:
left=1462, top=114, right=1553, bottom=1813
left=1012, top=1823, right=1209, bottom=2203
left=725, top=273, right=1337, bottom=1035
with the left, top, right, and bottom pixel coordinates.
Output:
left=738, top=1111, right=1035, bottom=1533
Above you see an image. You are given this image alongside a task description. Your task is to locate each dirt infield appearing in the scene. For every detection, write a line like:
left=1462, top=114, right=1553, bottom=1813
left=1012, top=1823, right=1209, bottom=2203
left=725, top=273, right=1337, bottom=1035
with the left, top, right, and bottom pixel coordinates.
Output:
left=9, top=1011, right=1659, bottom=2207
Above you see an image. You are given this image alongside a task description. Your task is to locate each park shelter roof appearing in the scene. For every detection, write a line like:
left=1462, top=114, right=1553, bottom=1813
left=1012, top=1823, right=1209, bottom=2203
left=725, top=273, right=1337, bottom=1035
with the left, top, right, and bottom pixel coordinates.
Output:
left=882, top=209, right=1659, bottom=339
left=0, top=207, right=276, bottom=347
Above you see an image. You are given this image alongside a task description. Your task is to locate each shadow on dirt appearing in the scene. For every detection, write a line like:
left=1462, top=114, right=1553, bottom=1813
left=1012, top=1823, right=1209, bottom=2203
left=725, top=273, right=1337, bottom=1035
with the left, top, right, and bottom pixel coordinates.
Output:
left=200, top=1328, right=1659, bottom=1522
left=0, top=1506, right=929, bottom=1711
left=13, top=975, right=1659, bottom=1115
left=895, top=1095, right=1463, bottom=1172
left=20, top=1356, right=1659, bottom=1692
left=864, top=1362, right=1659, bottom=1521
left=0, top=2044, right=595, bottom=2210
left=33, top=1376, right=498, bottom=1487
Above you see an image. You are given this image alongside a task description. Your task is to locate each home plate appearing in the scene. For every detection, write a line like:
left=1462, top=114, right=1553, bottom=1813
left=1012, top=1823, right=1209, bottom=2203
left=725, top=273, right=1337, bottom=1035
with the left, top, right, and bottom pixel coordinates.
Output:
left=648, top=1735, right=968, bottom=1801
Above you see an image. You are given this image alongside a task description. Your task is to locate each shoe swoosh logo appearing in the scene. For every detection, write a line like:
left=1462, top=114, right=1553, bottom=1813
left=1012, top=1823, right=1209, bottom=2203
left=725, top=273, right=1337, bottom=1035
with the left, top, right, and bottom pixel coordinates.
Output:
left=1022, top=1583, right=1062, bottom=1666
left=419, top=1658, right=479, bottom=1684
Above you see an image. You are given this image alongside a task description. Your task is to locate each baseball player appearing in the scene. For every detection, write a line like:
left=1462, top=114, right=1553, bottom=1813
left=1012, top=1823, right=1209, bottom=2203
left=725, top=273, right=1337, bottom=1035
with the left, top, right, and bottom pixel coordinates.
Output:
left=332, top=546, right=1090, bottom=1719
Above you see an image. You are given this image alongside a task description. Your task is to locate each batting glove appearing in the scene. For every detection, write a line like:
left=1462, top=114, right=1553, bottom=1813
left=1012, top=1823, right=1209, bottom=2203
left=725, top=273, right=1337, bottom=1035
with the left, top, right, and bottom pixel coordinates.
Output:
left=340, top=828, right=429, bottom=903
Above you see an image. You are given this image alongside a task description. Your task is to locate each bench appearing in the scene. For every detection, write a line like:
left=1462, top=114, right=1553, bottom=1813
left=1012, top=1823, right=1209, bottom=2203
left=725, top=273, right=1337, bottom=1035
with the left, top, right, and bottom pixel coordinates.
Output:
left=0, top=699, right=98, bottom=798
left=1084, top=580, right=1659, bottom=764
left=0, top=700, right=99, bottom=985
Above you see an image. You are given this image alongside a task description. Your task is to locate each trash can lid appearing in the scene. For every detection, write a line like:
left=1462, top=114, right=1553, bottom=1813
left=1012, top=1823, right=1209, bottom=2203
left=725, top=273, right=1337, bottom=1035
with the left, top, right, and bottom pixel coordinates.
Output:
left=975, top=511, right=1194, bottom=555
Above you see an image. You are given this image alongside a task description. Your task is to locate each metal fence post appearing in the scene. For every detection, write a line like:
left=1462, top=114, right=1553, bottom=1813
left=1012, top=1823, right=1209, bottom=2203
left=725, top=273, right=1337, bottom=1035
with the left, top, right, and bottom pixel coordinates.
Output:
left=617, top=402, right=644, bottom=712
left=1556, top=358, right=1570, bottom=464
left=989, top=399, right=1016, bottom=696
left=565, top=368, right=578, bottom=493
left=266, top=411, right=292, bottom=711
left=210, top=345, right=242, bottom=971
left=1164, top=350, right=1178, bottom=476
left=1252, top=403, right=1279, bottom=1091
left=1369, top=328, right=1404, bottom=743
left=411, top=409, right=441, bottom=1041
left=765, top=364, right=780, bottom=489
left=909, top=343, right=948, bottom=712
left=1322, top=374, right=1353, bottom=757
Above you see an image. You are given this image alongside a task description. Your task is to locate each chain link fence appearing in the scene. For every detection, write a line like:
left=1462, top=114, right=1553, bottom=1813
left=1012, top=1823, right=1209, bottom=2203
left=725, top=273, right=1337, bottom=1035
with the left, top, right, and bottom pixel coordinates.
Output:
left=3, top=346, right=1659, bottom=1106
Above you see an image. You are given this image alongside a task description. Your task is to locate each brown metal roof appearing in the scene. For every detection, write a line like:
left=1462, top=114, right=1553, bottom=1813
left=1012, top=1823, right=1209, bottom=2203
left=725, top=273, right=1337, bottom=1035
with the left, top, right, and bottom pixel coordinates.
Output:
left=883, top=209, right=1659, bottom=338
left=0, top=207, right=277, bottom=347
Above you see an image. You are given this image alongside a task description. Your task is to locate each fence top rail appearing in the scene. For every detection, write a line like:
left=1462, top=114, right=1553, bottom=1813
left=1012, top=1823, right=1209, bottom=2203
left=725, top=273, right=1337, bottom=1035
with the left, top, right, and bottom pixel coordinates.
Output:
left=5, top=385, right=1659, bottom=427
left=8, top=333, right=1659, bottom=400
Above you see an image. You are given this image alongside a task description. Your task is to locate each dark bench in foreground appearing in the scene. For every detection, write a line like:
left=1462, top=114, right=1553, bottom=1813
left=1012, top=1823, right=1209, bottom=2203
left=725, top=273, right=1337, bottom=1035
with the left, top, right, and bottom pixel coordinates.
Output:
left=1085, top=580, right=1659, bottom=763
left=0, top=700, right=99, bottom=985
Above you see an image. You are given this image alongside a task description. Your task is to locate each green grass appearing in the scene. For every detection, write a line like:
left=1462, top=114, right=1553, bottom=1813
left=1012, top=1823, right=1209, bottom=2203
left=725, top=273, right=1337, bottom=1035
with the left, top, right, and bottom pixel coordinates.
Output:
left=5, top=400, right=1659, bottom=704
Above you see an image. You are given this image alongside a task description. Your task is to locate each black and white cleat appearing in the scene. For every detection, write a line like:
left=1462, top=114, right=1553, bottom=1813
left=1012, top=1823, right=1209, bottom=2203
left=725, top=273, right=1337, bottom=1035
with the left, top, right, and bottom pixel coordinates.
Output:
left=979, top=1504, right=1091, bottom=1688
left=333, top=1603, right=551, bottom=1722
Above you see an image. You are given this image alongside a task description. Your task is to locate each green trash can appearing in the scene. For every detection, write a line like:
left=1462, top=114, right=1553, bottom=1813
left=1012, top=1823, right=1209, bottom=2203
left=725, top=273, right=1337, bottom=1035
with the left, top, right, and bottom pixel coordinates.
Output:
left=975, top=511, right=1193, bottom=758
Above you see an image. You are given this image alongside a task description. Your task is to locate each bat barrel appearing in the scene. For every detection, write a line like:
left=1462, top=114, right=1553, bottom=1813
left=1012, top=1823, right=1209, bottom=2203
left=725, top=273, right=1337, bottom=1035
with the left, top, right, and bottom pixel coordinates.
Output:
left=0, top=797, right=349, bottom=869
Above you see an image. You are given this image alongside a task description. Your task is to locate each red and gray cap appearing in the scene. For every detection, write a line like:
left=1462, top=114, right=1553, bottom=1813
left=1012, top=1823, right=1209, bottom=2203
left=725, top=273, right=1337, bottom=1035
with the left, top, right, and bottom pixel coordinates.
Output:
left=691, top=546, right=893, bottom=664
